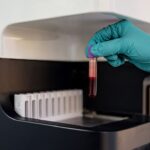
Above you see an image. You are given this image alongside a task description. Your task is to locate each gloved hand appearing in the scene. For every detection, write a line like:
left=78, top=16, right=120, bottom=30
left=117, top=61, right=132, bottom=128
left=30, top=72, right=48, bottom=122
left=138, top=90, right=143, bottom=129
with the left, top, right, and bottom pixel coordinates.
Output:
left=85, top=20, right=150, bottom=72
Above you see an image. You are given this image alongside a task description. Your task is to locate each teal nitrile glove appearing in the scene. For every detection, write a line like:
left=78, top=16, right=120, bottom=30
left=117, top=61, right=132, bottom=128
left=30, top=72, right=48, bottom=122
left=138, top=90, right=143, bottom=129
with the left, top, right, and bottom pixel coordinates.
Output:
left=85, top=20, right=150, bottom=72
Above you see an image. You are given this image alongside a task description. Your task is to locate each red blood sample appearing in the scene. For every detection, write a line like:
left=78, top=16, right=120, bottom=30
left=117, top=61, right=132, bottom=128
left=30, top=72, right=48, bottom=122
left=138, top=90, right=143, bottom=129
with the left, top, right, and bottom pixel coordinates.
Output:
left=89, top=58, right=97, bottom=98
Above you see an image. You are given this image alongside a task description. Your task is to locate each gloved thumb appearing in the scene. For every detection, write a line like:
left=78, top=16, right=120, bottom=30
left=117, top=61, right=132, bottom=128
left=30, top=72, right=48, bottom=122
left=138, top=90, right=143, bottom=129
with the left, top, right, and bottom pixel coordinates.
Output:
left=90, top=38, right=124, bottom=57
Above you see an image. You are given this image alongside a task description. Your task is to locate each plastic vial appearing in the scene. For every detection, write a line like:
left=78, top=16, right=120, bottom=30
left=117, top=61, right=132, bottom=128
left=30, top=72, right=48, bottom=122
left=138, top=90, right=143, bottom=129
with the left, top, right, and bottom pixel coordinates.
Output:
left=89, top=57, right=97, bottom=97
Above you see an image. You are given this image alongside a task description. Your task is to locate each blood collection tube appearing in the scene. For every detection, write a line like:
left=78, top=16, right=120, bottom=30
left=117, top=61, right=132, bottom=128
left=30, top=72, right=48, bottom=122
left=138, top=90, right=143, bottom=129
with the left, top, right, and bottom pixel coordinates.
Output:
left=88, top=46, right=97, bottom=98
left=89, top=58, right=97, bottom=97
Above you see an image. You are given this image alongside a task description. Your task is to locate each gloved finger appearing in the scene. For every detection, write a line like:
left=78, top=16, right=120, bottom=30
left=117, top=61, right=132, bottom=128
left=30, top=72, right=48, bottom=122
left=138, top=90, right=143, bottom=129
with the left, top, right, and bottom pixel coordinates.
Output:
left=105, top=55, right=118, bottom=61
left=107, top=58, right=125, bottom=67
left=85, top=38, right=97, bottom=57
left=85, top=21, right=121, bottom=57
left=85, top=21, right=123, bottom=57
left=90, top=38, right=125, bottom=57
left=87, top=20, right=129, bottom=45
left=85, top=20, right=131, bottom=58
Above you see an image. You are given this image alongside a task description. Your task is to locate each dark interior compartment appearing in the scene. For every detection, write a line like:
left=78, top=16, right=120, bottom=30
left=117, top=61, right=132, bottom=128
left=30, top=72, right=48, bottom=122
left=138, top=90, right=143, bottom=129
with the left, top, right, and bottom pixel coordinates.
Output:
left=0, top=58, right=149, bottom=114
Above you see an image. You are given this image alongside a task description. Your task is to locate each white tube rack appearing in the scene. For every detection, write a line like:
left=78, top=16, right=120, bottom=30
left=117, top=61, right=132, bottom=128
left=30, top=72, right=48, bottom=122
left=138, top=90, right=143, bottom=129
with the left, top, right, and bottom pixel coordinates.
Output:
left=14, top=90, right=83, bottom=121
